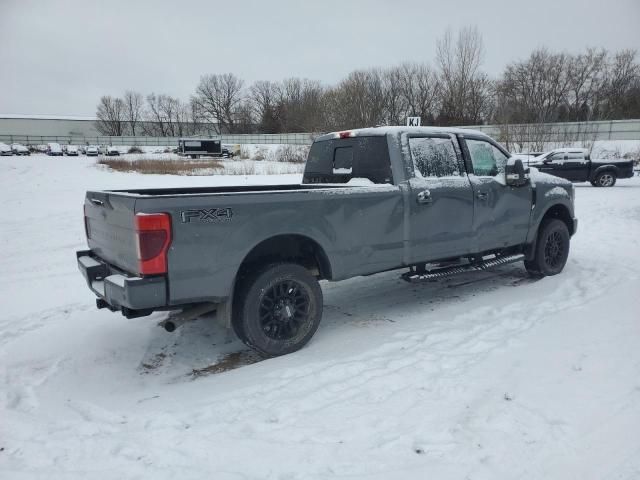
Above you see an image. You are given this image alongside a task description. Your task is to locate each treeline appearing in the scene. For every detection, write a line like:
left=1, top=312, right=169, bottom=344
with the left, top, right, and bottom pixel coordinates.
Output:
left=96, top=27, right=640, bottom=136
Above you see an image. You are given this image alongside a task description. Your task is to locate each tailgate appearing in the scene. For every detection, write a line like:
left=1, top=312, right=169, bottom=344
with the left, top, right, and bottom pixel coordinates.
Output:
left=84, top=191, right=139, bottom=273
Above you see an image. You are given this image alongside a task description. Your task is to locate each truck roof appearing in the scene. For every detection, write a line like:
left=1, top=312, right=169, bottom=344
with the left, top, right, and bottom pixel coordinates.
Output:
left=546, top=147, right=589, bottom=153
left=315, top=126, right=490, bottom=142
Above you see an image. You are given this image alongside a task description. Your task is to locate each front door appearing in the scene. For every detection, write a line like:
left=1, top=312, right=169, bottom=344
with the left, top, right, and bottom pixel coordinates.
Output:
left=461, top=136, right=533, bottom=253
left=538, top=151, right=573, bottom=180
left=406, top=134, right=475, bottom=263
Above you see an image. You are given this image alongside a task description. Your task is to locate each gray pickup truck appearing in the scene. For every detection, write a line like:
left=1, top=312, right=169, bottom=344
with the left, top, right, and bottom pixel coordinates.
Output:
left=77, top=126, right=577, bottom=357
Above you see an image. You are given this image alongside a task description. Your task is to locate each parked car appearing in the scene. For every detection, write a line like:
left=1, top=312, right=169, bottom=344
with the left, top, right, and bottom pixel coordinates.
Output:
left=0, top=142, right=13, bottom=156
left=106, top=146, right=121, bottom=156
left=77, top=126, right=577, bottom=357
left=47, top=143, right=63, bottom=156
left=66, top=145, right=80, bottom=156
left=529, top=148, right=634, bottom=187
left=11, top=144, right=30, bottom=155
left=86, top=145, right=99, bottom=156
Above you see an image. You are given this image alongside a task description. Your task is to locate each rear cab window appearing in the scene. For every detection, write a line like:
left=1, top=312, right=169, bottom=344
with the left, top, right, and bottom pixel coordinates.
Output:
left=303, top=136, right=393, bottom=184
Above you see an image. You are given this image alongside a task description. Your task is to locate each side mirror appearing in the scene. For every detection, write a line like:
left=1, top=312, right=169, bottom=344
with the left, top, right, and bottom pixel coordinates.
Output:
left=506, top=158, right=530, bottom=187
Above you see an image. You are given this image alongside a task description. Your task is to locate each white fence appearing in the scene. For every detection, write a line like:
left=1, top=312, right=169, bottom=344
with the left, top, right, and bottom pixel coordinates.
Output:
left=466, top=119, right=640, bottom=144
left=1, top=120, right=638, bottom=147
left=0, top=133, right=315, bottom=146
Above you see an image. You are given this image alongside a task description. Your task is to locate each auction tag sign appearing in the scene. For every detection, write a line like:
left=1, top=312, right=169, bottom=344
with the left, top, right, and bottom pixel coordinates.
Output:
left=406, top=117, right=421, bottom=127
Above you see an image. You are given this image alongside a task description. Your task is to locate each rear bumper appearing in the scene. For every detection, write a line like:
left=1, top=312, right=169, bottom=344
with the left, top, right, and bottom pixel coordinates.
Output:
left=76, top=250, right=167, bottom=317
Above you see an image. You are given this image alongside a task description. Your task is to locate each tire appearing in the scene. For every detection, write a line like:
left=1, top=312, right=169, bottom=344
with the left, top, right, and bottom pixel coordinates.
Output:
left=525, top=218, right=570, bottom=277
left=233, top=263, right=323, bottom=357
left=594, top=171, right=616, bottom=187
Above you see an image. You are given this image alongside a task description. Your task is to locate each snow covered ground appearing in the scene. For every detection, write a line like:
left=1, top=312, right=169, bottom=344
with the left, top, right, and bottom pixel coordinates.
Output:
left=1, top=155, right=639, bottom=479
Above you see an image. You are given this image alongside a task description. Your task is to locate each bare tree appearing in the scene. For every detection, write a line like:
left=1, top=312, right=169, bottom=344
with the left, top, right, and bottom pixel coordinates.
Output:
left=436, top=26, right=491, bottom=125
left=123, top=91, right=144, bottom=136
left=142, top=94, right=194, bottom=137
left=497, top=48, right=572, bottom=124
left=193, top=73, right=244, bottom=133
left=327, top=69, right=386, bottom=130
left=601, top=49, right=640, bottom=119
left=380, top=66, right=405, bottom=126
left=250, top=80, right=280, bottom=133
left=276, top=78, right=325, bottom=132
left=566, top=48, right=608, bottom=121
left=397, top=62, right=440, bottom=124
left=95, top=95, right=125, bottom=136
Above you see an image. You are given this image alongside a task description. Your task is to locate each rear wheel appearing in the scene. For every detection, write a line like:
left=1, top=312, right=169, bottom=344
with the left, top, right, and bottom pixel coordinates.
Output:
left=233, top=263, right=323, bottom=357
left=525, top=219, right=570, bottom=277
left=594, top=171, right=616, bottom=187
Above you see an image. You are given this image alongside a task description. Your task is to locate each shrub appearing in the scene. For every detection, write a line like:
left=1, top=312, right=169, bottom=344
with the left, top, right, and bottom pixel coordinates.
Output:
left=273, top=145, right=309, bottom=163
left=252, top=146, right=269, bottom=161
left=239, top=145, right=252, bottom=159
left=97, top=157, right=224, bottom=175
left=128, top=146, right=144, bottom=154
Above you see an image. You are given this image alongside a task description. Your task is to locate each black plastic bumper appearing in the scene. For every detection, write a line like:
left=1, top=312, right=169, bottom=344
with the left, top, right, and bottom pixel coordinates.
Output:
left=76, top=250, right=167, bottom=318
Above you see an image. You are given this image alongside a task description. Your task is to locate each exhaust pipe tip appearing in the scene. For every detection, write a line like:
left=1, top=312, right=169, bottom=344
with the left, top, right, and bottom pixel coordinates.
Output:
left=163, top=321, right=176, bottom=333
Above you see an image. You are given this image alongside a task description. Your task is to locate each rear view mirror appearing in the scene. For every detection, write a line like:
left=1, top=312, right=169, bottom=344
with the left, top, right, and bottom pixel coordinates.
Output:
left=506, top=158, right=530, bottom=186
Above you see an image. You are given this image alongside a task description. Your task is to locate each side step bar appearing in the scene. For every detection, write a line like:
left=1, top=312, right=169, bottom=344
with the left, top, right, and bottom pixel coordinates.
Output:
left=401, top=254, right=525, bottom=283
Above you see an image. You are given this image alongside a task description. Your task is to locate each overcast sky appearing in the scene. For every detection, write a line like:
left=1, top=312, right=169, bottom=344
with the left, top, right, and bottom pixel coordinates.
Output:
left=1, top=0, right=639, bottom=117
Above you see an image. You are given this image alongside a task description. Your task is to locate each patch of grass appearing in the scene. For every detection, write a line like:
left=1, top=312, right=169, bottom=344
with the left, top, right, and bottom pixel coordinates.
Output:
left=98, top=156, right=224, bottom=175
left=189, top=350, right=263, bottom=377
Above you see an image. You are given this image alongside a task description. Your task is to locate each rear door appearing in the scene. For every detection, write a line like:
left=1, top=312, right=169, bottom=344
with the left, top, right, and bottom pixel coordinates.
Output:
left=564, top=151, right=589, bottom=181
left=461, top=136, right=532, bottom=252
left=406, top=134, right=475, bottom=263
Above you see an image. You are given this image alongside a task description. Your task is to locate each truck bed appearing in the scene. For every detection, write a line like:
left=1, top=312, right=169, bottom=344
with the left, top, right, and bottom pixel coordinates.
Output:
left=109, top=183, right=367, bottom=197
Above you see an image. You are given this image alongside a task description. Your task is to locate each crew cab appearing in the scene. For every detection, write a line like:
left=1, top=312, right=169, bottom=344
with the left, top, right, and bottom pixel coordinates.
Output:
left=530, top=147, right=634, bottom=187
left=77, top=127, right=577, bottom=357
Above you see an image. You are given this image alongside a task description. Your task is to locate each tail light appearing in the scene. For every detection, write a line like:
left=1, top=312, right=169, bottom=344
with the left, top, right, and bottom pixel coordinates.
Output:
left=83, top=204, right=89, bottom=239
left=135, top=213, right=171, bottom=275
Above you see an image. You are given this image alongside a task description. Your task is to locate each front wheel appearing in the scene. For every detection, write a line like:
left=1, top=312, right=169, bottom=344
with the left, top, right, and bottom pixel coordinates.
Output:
left=233, top=263, right=323, bottom=357
left=594, top=171, right=616, bottom=187
left=525, top=219, right=570, bottom=277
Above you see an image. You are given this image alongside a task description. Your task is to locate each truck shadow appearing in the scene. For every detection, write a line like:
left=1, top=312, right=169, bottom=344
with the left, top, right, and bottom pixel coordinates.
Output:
left=140, top=264, right=535, bottom=379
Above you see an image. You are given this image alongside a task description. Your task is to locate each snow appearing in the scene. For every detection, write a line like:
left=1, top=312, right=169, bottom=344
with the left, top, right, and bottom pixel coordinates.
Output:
left=1, top=155, right=640, bottom=479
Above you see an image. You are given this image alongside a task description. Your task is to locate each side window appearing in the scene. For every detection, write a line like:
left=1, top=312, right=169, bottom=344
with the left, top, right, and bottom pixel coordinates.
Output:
left=466, top=139, right=508, bottom=176
left=567, top=152, right=584, bottom=160
left=333, top=146, right=353, bottom=174
left=409, top=137, right=461, bottom=178
left=548, top=152, right=567, bottom=162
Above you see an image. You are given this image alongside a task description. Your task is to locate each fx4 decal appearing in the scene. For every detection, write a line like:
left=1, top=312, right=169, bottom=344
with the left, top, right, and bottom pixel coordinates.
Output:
left=181, top=208, right=233, bottom=223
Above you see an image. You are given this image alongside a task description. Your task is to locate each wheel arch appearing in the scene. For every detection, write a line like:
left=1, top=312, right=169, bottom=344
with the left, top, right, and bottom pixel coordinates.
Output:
left=592, top=164, right=619, bottom=180
left=538, top=203, right=575, bottom=236
left=526, top=202, right=574, bottom=260
left=234, top=234, right=333, bottom=286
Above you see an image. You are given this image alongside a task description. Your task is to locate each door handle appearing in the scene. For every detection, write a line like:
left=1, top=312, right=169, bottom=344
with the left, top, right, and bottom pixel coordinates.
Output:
left=417, top=189, right=433, bottom=205
left=476, top=192, right=489, bottom=200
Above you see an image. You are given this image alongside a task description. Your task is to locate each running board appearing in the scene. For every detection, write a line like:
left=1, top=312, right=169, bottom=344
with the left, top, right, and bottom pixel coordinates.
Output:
left=401, top=254, right=525, bottom=283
